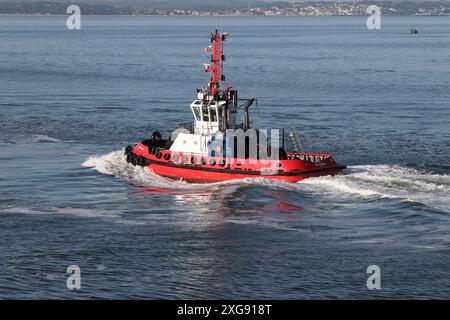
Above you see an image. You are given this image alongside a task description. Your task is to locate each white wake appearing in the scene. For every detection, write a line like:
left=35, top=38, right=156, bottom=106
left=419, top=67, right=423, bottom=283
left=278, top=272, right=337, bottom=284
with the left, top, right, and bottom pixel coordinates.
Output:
left=301, top=165, right=450, bottom=212
left=82, top=149, right=450, bottom=212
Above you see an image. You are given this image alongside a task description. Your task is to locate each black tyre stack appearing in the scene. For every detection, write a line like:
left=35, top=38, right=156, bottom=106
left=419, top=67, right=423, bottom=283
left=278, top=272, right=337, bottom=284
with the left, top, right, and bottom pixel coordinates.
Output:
left=124, top=145, right=149, bottom=167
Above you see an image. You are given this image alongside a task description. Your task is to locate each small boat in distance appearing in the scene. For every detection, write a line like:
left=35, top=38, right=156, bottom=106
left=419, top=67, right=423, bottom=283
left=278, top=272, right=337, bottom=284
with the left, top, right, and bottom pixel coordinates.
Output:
left=124, top=30, right=346, bottom=183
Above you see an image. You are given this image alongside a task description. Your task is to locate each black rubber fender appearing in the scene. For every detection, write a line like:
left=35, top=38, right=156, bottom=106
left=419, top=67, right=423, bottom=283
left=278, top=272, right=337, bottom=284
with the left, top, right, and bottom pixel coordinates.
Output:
left=143, top=158, right=150, bottom=166
left=124, top=145, right=133, bottom=155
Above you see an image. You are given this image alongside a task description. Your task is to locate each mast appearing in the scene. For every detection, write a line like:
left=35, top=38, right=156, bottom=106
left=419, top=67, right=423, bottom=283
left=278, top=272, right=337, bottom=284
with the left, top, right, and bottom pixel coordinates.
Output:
left=204, top=30, right=228, bottom=97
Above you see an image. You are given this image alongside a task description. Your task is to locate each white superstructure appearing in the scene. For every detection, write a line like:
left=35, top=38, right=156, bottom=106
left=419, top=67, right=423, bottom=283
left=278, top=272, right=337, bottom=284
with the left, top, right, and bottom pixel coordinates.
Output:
left=169, top=97, right=225, bottom=155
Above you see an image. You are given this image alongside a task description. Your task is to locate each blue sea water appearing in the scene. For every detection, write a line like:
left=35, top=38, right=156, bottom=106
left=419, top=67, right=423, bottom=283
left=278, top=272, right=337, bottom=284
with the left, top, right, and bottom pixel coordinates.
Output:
left=0, top=15, right=449, bottom=299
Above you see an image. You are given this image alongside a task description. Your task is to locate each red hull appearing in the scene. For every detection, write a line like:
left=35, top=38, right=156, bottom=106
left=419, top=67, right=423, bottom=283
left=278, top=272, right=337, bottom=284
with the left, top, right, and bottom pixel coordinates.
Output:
left=126, top=144, right=346, bottom=183
left=149, top=163, right=344, bottom=183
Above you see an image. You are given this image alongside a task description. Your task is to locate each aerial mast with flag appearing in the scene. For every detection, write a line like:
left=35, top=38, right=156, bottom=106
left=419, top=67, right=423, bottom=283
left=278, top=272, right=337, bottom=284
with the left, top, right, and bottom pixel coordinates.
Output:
left=204, top=30, right=228, bottom=97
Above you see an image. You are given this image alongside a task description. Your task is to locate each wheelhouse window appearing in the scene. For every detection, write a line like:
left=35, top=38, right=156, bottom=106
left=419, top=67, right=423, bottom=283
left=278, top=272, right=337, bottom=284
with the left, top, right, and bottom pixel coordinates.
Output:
left=192, top=106, right=201, bottom=121
left=210, top=108, right=218, bottom=122
left=202, top=106, right=209, bottom=121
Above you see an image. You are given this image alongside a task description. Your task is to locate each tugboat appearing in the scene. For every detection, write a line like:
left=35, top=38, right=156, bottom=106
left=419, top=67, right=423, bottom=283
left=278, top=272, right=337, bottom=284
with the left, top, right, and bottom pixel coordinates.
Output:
left=125, top=30, right=346, bottom=183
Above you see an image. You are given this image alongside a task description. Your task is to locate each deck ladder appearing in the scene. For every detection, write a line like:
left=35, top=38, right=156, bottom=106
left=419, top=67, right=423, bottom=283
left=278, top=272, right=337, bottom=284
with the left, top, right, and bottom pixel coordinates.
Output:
left=288, top=120, right=304, bottom=152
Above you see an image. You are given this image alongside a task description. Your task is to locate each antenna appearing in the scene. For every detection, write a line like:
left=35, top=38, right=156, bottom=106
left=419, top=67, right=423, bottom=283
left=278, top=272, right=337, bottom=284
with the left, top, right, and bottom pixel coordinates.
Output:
left=203, top=30, right=228, bottom=97
left=255, top=99, right=260, bottom=118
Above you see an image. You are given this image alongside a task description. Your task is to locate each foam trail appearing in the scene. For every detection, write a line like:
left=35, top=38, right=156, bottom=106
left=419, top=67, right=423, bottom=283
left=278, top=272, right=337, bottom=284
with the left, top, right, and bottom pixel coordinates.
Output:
left=301, top=165, right=450, bottom=212
left=31, top=135, right=61, bottom=143
left=82, top=149, right=299, bottom=192
left=2, top=134, right=62, bottom=144
left=83, top=150, right=450, bottom=212
left=82, top=150, right=188, bottom=189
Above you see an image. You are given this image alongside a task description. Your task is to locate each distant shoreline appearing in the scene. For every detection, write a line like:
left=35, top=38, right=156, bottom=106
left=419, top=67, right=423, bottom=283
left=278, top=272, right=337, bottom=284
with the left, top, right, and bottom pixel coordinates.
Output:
left=1, top=1, right=449, bottom=18
left=1, top=14, right=449, bottom=17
